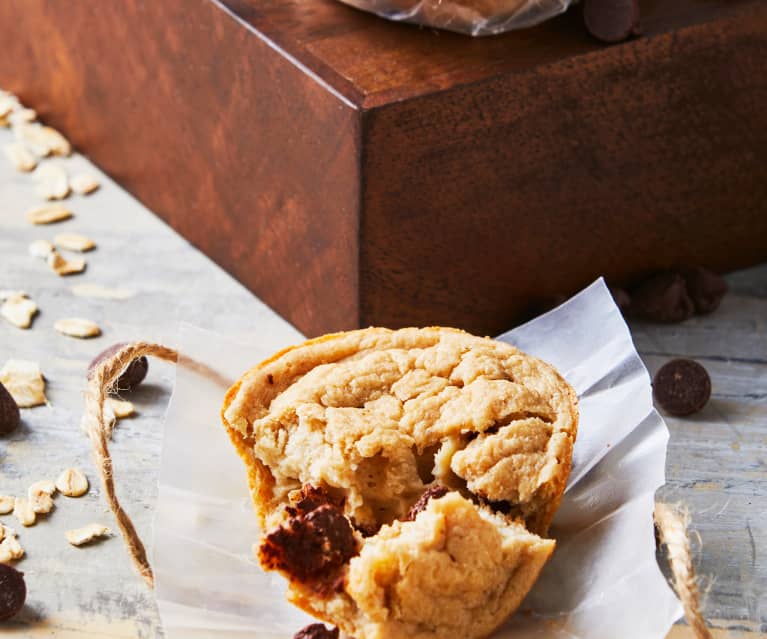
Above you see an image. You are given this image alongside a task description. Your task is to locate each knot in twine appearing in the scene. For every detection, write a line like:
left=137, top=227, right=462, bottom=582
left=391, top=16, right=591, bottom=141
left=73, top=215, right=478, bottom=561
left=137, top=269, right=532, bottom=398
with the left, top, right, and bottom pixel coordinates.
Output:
left=84, top=342, right=714, bottom=637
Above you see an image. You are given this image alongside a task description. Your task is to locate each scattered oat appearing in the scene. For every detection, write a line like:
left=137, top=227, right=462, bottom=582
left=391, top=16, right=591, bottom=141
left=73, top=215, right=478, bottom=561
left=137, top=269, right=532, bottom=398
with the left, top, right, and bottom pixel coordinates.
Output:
left=12, top=498, right=35, bottom=527
left=25, top=496, right=49, bottom=517
left=34, top=163, right=70, bottom=200
left=53, top=232, right=95, bottom=252
left=26, top=203, right=73, bottom=225
left=14, top=123, right=50, bottom=157
left=15, top=123, right=71, bottom=157
left=1, top=294, right=38, bottom=329
left=28, top=480, right=56, bottom=514
left=48, top=250, right=86, bottom=276
left=41, top=126, right=71, bottom=156
left=0, top=94, right=17, bottom=118
left=0, top=496, right=14, bottom=515
left=106, top=398, right=135, bottom=419
left=0, top=116, right=8, bottom=129
left=54, top=317, right=101, bottom=339
left=55, top=468, right=89, bottom=498
left=0, top=360, right=46, bottom=408
left=0, top=525, right=24, bottom=563
left=29, top=480, right=55, bottom=496
left=8, top=108, right=36, bottom=126
left=29, top=239, right=54, bottom=259
left=70, top=173, right=100, bottom=195
left=70, top=283, right=134, bottom=300
left=65, top=523, right=110, bottom=547
left=3, top=142, right=37, bottom=172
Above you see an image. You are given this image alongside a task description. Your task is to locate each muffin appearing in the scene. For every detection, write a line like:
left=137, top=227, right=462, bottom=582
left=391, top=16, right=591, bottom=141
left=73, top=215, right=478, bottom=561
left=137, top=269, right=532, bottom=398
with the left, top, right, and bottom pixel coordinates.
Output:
left=222, top=327, right=578, bottom=639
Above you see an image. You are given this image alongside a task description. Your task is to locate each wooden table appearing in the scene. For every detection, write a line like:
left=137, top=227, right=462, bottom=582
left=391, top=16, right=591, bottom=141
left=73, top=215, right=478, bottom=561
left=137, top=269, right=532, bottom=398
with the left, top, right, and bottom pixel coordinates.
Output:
left=0, top=128, right=764, bottom=638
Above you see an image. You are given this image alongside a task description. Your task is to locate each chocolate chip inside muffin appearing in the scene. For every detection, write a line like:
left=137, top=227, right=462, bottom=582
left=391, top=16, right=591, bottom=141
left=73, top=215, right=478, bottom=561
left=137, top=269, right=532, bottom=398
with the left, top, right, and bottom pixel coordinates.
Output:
left=259, top=499, right=358, bottom=593
left=293, top=624, right=339, bottom=639
left=405, top=485, right=449, bottom=520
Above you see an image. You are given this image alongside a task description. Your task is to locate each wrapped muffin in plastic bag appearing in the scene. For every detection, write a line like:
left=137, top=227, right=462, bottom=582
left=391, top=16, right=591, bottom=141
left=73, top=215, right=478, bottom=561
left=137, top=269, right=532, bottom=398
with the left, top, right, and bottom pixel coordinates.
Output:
left=337, top=0, right=572, bottom=35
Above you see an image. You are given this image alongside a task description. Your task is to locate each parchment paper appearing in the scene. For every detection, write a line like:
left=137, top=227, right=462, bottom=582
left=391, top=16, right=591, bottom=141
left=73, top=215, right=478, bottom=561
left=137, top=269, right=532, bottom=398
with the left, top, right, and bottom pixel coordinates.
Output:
left=152, top=278, right=683, bottom=639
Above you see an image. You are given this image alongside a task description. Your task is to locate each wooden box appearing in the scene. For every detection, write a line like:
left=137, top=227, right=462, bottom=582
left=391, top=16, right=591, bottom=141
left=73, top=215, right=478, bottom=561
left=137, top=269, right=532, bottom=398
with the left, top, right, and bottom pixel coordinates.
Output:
left=1, top=0, right=766, bottom=336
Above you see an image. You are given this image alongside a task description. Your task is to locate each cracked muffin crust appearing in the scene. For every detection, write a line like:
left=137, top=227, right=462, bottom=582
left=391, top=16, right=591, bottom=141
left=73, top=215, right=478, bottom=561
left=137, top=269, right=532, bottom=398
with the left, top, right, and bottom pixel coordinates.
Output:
left=221, top=327, right=578, bottom=639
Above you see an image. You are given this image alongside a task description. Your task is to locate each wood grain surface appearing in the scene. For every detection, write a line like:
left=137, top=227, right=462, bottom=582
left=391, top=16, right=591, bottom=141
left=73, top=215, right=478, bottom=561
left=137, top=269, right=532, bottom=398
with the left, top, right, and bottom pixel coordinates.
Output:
left=221, top=0, right=758, bottom=107
left=359, top=5, right=767, bottom=334
left=0, top=0, right=362, bottom=337
left=0, top=124, right=765, bottom=637
left=0, top=1, right=764, bottom=338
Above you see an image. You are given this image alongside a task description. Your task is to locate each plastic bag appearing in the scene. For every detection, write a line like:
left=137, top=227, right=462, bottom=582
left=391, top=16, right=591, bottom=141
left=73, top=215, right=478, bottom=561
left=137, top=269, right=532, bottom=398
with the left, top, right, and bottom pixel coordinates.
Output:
left=337, top=0, right=573, bottom=36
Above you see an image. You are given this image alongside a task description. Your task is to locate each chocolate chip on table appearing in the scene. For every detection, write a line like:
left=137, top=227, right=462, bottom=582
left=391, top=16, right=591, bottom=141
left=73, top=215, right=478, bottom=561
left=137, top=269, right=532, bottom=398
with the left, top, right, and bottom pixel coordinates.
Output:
left=0, top=381, right=20, bottom=435
left=88, top=342, right=148, bottom=391
left=406, top=485, right=449, bottom=521
left=0, top=564, right=26, bottom=621
left=293, top=623, right=340, bottom=639
left=682, top=267, right=728, bottom=315
left=630, top=272, right=695, bottom=323
left=653, top=359, right=711, bottom=417
left=583, top=0, right=641, bottom=44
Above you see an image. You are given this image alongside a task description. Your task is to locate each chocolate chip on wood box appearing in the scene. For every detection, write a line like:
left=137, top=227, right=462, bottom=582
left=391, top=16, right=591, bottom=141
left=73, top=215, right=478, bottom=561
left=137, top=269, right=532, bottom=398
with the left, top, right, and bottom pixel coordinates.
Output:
left=1, top=0, right=765, bottom=336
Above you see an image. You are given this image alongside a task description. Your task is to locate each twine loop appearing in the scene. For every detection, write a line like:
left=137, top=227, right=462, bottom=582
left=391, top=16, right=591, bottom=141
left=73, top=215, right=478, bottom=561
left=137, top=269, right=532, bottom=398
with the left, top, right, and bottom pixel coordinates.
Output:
left=84, top=341, right=178, bottom=588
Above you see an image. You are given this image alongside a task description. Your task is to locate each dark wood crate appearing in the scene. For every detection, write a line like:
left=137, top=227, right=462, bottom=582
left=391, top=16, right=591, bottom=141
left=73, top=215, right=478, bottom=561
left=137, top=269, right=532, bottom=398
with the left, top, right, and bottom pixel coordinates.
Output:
left=2, top=0, right=765, bottom=336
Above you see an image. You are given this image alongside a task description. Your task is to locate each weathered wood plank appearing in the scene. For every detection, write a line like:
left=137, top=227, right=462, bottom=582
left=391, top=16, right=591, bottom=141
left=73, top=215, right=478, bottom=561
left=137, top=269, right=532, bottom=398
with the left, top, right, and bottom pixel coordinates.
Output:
left=632, top=274, right=767, bottom=631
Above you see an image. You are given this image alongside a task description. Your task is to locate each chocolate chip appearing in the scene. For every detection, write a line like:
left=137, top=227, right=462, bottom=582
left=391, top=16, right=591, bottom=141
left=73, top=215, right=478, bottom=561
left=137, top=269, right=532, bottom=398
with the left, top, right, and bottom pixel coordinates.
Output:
left=88, top=342, right=148, bottom=391
left=484, top=499, right=514, bottom=515
left=0, top=564, right=26, bottom=621
left=352, top=519, right=380, bottom=538
left=406, top=485, right=449, bottom=521
left=259, top=504, right=358, bottom=585
left=653, top=359, right=711, bottom=417
left=293, top=623, right=339, bottom=639
left=682, top=267, right=728, bottom=315
left=629, top=272, right=695, bottom=323
left=0, top=382, right=20, bottom=436
left=292, top=485, right=344, bottom=516
left=583, top=0, right=640, bottom=43
left=608, top=286, right=631, bottom=314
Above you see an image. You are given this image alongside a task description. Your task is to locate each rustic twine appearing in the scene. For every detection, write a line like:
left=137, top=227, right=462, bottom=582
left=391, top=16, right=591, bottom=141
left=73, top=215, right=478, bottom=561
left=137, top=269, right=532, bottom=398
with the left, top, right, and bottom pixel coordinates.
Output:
left=654, top=503, right=714, bottom=639
left=84, top=342, right=714, bottom=635
left=84, top=341, right=179, bottom=588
